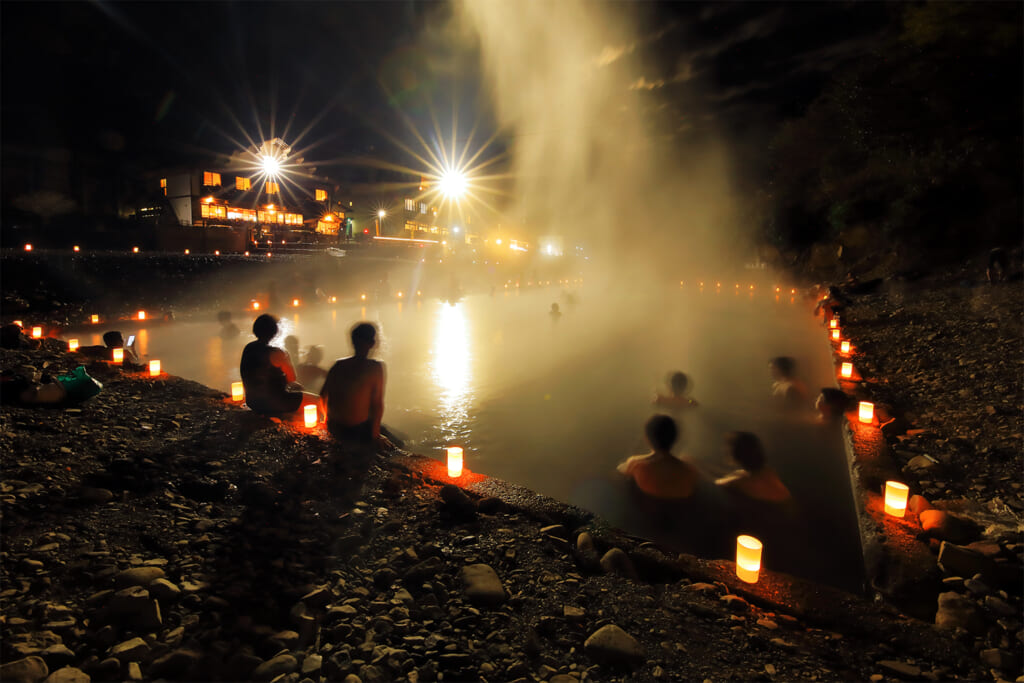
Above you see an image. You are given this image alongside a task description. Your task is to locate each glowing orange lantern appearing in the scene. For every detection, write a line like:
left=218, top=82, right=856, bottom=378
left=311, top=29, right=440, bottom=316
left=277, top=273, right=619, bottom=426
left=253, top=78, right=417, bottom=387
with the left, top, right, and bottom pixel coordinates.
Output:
left=73, top=245, right=80, bottom=252
left=133, top=246, right=139, bottom=253
left=184, top=249, right=190, bottom=255
left=858, top=401, right=874, bottom=424
left=840, top=341, right=850, bottom=355
left=214, top=250, right=220, bottom=256
left=91, top=314, right=99, bottom=324
left=397, top=291, right=404, bottom=298
left=24, top=244, right=32, bottom=251
left=303, top=404, right=318, bottom=428
left=884, top=481, right=909, bottom=517
left=329, top=296, right=337, bottom=303
left=231, top=382, right=244, bottom=402
left=68, top=339, right=79, bottom=351
left=447, top=446, right=463, bottom=478
left=252, top=301, right=261, bottom=311
left=31, top=326, right=43, bottom=339
left=840, top=362, right=853, bottom=379
left=244, top=251, right=250, bottom=257
left=829, top=319, right=838, bottom=329
left=831, top=329, right=840, bottom=341
left=292, top=299, right=300, bottom=307
left=149, top=360, right=161, bottom=377
left=267, top=252, right=272, bottom=257
left=112, top=348, right=124, bottom=363
left=137, top=310, right=146, bottom=321
left=736, top=535, right=763, bottom=584
left=360, top=294, right=367, bottom=301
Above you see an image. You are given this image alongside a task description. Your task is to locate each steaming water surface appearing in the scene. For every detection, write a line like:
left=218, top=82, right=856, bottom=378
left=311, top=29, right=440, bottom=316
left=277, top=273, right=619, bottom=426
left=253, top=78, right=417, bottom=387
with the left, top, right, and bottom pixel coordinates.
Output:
left=81, top=286, right=864, bottom=592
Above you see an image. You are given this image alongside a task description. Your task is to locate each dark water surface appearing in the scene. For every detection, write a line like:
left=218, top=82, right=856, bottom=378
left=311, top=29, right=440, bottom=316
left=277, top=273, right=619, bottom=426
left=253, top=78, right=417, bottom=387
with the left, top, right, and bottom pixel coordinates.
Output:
left=71, top=285, right=865, bottom=592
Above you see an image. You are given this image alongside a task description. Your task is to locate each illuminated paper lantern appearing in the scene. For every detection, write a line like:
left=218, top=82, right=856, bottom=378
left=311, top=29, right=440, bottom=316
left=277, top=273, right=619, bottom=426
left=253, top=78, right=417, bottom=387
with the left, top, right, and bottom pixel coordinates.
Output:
left=112, top=348, right=124, bottom=363
left=840, top=341, right=850, bottom=355
left=244, top=251, right=250, bottom=257
left=184, top=249, right=190, bottom=255
left=447, top=446, right=463, bottom=478
left=149, top=360, right=161, bottom=377
left=840, top=362, right=853, bottom=379
left=24, top=244, right=32, bottom=251
left=133, top=246, right=139, bottom=253
left=292, top=299, right=300, bottom=307
left=214, top=250, right=220, bottom=256
left=303, top=404, right=318, bottom=428
left=361, top=294, right=367, bottom=301
left=137, top=310, right=146, bottom=321
left=831, top=329, right=840, bottom=341
left=736, top=535, right=762, bottom=584
left=31, top=326, right=43, bottom=338
left=884, top=481, right=909, bottom=518
left=231, top=382, right=244, bottom=402
left=73, top=245, right=80, bottom=252
left=68, top=339, right=79, bottom=351
left=252, top=301, right=260, bottom=311
left=829, top=319, right=838, bottom=329
left=858, top=401, right=874, bottom=424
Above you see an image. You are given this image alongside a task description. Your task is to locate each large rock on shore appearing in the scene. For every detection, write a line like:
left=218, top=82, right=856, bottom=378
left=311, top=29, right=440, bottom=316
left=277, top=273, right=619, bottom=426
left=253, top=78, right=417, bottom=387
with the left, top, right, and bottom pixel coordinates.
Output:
left=935, top=592, right=985, bottom=635
left=460, top=564, right=506, bottom=606
left=0, top=656, right=49, bottom=683
left=583, top=624, right=644, bottom=666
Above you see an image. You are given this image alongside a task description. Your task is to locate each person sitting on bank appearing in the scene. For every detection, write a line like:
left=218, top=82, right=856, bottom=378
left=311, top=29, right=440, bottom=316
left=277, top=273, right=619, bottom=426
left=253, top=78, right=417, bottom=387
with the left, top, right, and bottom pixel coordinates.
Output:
left=653, top=371, right=699, bottom=408
left=240, top=314, right=319, bottom=419
left=297, top=345, right=328, bottom=393
left=769, top=356, right=807, bottom=408
left=77, top=331, right=142, bottom=368
left=616, top=414, right=700, bottom=500
left=320, top=322, right=386, bottom=446
left=715, top=431, right=792, bottom=504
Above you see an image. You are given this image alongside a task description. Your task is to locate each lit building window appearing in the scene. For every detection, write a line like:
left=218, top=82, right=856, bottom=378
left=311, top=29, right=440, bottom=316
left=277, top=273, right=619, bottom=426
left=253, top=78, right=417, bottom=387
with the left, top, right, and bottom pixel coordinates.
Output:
left=227, top=207, right=257, bottom=221
left=420, top=202, right=427, bottom=214
left=236, top=177, right=252, bottom=191
left=200, top=204, right=226, bottom=219
left=405, top=198, right=415, bottom=212
left=160, top=178, right=167, bottom=196
left=266, top=181, right=279, bottom=194
left=203, top=172, right=221, bottom=186
left=316, top=189, right=327, bottom=202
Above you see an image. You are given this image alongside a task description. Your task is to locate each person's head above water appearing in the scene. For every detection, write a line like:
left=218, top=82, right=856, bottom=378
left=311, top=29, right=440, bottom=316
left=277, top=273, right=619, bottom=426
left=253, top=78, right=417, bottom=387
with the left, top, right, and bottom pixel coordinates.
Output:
left=102, top=331, right=125, bottom=348
left=644, top=414, right=678, bottom=452
left=252, top=314, right=279, bottom=342
left=217, top=310, right=233, bottom=324
left=668, top=371, right=689, bottom=396
left=816, top=388, right=850, bottom=420
left=350, top=322, right=377, bottom=355
left=284, top=335, right=299, bottom=354
left=305, top=345, right=323, bottom=365
left=769, top=356, right=796, bottom=380
left=550, top=302, right=560, bottom=313
left=726, top=431, right=766, bottom=472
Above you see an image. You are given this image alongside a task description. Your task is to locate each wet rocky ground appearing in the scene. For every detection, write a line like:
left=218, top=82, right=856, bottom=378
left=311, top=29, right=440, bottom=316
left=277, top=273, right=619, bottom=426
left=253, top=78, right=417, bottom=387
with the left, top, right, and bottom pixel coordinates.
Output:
left=1, top=258, right=1022, bottom=683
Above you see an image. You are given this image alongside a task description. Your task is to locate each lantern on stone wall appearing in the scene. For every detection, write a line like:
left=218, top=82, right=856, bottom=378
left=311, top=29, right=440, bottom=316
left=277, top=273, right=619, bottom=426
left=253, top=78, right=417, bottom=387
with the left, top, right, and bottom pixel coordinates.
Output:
left=303, top=404, right=318, bottom=428
left=68, top=339, right=79, bottom=352
left=884, top=481, right=909, bottom=518
left=447, top=446, right=464, bottom=478
left=149, top=360, right=161, bottom=377
left=231, top=382, right=244, bottom=402
left=831, top=329, right=840, bottom=341
left=736, top=535, right=763, bottom=584
left=840, top=341, right=850, bottom=355
left=858, top=401, right=874, bottom=424
left=840, top=362, right=853, bottom=379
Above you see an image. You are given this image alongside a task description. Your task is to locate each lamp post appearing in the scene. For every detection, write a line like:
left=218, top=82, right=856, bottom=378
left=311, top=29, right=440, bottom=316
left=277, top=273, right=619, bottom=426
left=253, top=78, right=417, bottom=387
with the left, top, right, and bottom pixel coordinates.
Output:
left=377, top=209, right=386, bottom=237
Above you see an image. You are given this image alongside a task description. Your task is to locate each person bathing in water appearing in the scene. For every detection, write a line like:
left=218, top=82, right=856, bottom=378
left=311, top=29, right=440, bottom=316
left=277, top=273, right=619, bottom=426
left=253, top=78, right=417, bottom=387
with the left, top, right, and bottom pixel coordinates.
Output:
left=320, top=322, right=386, bottom=447
left=715, top=431, right=792, bottom=504
left=616, top=414, right=700, bottom=500
left=653, top=371, right=699, bottom=408
left=769, top=356, right=807, bottom=409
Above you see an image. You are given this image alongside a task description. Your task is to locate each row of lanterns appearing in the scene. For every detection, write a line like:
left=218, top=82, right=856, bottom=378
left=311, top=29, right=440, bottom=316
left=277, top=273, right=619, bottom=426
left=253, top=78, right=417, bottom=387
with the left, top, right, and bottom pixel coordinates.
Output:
left=24, top=244, right=267, bottom=258
left=828, top=313, right=909, bottom=519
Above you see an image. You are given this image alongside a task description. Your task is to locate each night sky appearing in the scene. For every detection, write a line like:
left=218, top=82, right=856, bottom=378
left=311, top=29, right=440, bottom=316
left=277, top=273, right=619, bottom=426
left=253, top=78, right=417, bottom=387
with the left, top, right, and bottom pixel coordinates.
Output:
left=2, top=1, right=890, bottom=182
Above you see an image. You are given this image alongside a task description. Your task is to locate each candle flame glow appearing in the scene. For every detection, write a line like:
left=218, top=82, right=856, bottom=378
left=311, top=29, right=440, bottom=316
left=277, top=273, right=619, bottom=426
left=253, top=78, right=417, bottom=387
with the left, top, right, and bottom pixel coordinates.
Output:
left=884, top=481, right=909, bottom=518
left=840, top=362, right=853, bottom=379
left=31, top=326, right=43, bottom=338
left=231, top=382, right=244, bottom=402
left=91, top=314, right=99, bottom=324
left=831, top=329, right=840, bottom=341
left=303, top=404, right=318, bottom=428
left=149, top=360, right=161, bottom=377
left=736, top=535, right=762, bottom=583
left=68, top=339, right=79, bottom=351
left=840, top=341, right=851, bottom=354
left=112, top=348, right=124, bottom=363
left=447, top=446, right=464, bottom=478
left=858, top=401, right=874, bottom=424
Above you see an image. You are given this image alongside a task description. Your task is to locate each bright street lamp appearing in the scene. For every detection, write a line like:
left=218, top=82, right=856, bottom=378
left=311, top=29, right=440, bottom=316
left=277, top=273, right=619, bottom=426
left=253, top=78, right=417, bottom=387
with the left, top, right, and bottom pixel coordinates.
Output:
left=439, top=169, right=467, bottom=199
left=261, top=155, right=280, bottom=176
left=376, top=209, right=386, bottom=237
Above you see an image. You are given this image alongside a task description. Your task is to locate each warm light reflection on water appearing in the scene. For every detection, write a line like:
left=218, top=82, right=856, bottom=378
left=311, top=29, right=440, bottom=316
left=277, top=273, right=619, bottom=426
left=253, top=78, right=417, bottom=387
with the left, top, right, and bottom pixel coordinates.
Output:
left=431, top=303, right=473, bottom=443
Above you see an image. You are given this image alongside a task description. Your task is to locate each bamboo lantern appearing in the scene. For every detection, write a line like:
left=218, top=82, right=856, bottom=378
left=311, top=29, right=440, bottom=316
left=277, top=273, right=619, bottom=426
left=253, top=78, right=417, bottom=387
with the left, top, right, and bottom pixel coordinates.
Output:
left=303, top=404, right=318, bottom=428
left=31, top=326, right=43, bottom=338
left=840, top=362, right=853, bottom=379
left=112, top=348, right=124, bottom=363
left=447, top=446, right=464, bottom=478
left=840, top=341, right=850, bottom=355
left=884, top=481, right=909, bottom=518
left=68, top=339, right=79, bottom=351
left=149, top=360, right=161, bottom=377
left=231, top=382, right=244, bottom=402
left=831, top=329, right=840, bottom=341
left=858, top=401, right=874, bottom=424
left=736, top=535, right=763, bottom=584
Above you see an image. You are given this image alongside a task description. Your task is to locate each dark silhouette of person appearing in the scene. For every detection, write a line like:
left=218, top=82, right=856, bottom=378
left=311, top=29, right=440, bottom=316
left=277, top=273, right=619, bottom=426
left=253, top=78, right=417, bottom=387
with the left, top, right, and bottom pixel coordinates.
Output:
left=240, top=314, right=319, bottom=418
left=715, top=431, right=792, bottom=504
left=78, top=331, right=142, bottom=368
left=320, top=322, right=386, bottom=445
left=816, top=388, right=851, bottom=423
left=549, top=302, right=561, bottom=321
left=297, top=345, right=328, bottom=393
left=616, top=414, right=700, bottom=500
left=653, top=371, right=699, bottom=408
left=769, top=356, right=808, bottom=408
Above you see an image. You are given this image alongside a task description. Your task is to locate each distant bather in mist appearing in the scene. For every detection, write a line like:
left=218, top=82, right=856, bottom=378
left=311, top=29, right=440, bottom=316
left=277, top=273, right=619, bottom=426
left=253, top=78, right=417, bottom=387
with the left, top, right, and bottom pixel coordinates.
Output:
left=769, top=356, right=807, bottom=409
left=715, top=431, right=791, bottom=505
left=549, top=302, right=561, bottom=320
left=653, top=371, right=699, bottom=409
left=297, top=345, right=328, bottom=393
left=217, top=310, right=240, bottom=340
left=239, top=314, right=319, bottom=420
left=284, top=335, right=300, bottom=365
left=320, top=322, right=386, bottom=447
left=616, top=414, right=700, bottom=500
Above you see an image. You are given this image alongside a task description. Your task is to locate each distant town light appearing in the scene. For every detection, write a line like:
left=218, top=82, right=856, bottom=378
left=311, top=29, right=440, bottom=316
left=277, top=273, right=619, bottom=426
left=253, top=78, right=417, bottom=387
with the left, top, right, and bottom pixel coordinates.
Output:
left=24, top=244, right=33, bottom=251
left=214, top=250, right=220, bottom=256
left=244, top=251, right=250, bottom=256
left=133, top=246, right=139, bottom=253
left=184, top=249, right=190, bottom=255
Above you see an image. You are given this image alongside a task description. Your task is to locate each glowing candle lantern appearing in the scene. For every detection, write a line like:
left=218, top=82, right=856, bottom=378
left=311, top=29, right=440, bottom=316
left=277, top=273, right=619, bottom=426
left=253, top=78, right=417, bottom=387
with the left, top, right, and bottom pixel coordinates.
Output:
left=330, top=296, right=337, bottom=303
left=303, top=404, right=318, bottom=428
left=137, top=310, right=146, bottom=321
left=231, top=382, right=244, bottom=402
left=829, top=319, right=838, bottom=329
left=736, top=535, right=763, bottom=584
left=884, top=481, right=909, bottom=518
left=397, top=291, right=404, bottom=298
left=73, top=245, right=80, bottom=252
left=858, top=401, right=874, bottom=424
left=68, top=339, right=79, bottom=351
left=214, top=250, right=220, bottom=256
left=91, top=314, right=99, bottom=324
left=149, top=360, right=161, bottom=377
left=840, top=341, right=851, bottom=355
left=31, top=326, right=43, bottom=338
left=24, top=244, right=32, bottom=251
left=447, top=446, right=464, bottom=478
left=133, top=246, right=139, bottom=253
left=360, top=294, right=367, bottom=301
left=244, top=251, right=250, bottom=257
left=267, top=252, right=272, bottom=257
left=112, top=348, right=124, bottom=363
left=252, top=301, right=260, bottom=311
left=840, top=362, right=853, bottom=379
left=184, top=249, right=190, bottom=255
left=831, top=329, right=840, bottom=341
left=292, top=299, right=300, bottom=307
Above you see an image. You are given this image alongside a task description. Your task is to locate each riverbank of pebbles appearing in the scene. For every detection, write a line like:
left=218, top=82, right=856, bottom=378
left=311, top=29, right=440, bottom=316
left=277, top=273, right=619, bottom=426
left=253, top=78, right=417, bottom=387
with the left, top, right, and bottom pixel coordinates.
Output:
left=0, top=340, right=1001, bottom=682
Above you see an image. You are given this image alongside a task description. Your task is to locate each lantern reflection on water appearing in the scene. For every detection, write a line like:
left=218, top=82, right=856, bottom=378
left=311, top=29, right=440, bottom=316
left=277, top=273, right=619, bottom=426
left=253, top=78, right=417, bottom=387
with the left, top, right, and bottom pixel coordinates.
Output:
left=858, top=401, right=874, bottom=424
left=447, top=446, right=464, bottom=478
left=736, top=535, right=763, bottom=583
left=884, top=481, right=909, bottom=518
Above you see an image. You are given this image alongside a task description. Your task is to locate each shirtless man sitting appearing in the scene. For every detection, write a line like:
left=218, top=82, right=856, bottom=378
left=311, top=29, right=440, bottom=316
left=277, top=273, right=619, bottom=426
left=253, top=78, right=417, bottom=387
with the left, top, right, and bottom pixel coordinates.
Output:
left=616, top=414, right=700, bottom=500
left=715, top=431, right=791, bottom=504
left=320, top=322, right=386, bottom=446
